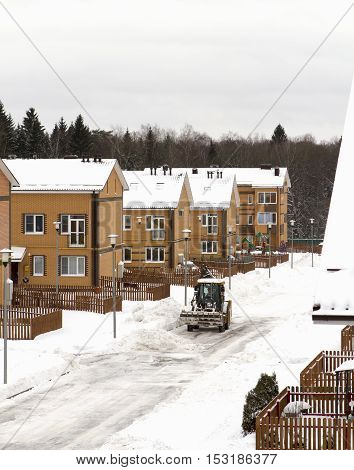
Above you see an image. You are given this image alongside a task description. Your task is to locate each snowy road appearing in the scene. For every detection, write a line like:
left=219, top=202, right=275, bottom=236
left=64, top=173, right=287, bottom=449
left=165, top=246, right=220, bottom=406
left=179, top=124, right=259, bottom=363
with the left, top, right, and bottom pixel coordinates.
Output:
left=0, top=318, right=276, bottom=450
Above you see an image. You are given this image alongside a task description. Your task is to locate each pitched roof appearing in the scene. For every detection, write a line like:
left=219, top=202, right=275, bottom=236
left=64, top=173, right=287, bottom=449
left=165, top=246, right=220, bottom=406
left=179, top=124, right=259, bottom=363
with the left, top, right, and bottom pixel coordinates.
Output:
left=0, top=159, right=19, bottom=186
left=123, top=171, right=192, bottom=209
left=3, top=158, right=128, bottom=192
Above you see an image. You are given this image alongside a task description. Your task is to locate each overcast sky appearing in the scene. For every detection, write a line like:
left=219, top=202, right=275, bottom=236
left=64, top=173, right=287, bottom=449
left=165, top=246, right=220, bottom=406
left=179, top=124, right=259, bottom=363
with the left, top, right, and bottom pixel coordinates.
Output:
left=1, top=0, right=354, bottom=140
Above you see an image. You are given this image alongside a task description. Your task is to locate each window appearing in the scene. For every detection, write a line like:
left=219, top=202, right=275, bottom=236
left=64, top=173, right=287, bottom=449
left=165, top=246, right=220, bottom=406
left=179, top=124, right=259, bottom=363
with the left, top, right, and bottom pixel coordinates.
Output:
left=25, top=214, right=44, bottom=234
left=146, top=215, right=152, bottom=230
left=248, top=215, right=253, bottom=225
left=236, top=235, right=241, bottom=245
left=61, top=256, right=85, bottom=276
left=145, top=247, right=165, bottom=263
left=123, top=215, right=132, bottom=230
left=258, top=192, right=277, bottom=204
left=123, top=247, right=132, bottom=263
left=178, top=209, right=184, bottom=216
left=69, top=217, right=85, bottom=246
left=201, top=214, right=218, bottom=234
left=257, top=212, right=277, bottom=225
left=248, top=194, right=253, bottom=205
left=146, top=216, right=165, bottom=240
left=60, top=215, right=85, bottom=246
left=236, top=214, right=240, bottom=225
left=201, top=241, right=218, bottom=254
left=33, top=256, right=44, bottom=276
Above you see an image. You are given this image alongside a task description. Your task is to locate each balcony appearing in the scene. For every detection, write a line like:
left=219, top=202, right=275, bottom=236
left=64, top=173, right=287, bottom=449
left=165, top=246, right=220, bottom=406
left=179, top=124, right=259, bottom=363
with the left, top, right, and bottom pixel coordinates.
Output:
left=151, top=229, right=166, bottom=241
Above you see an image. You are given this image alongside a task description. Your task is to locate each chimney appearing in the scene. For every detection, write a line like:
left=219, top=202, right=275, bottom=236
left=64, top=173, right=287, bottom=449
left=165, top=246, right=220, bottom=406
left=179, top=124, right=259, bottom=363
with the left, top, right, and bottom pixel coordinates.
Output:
left=220, top=171, right=223, bottom=178
left=274, top=167, right=280, bottom=176
left=169, top=167, right=172, bottom=176
left=192, top=168, right=198, bottom=174
left=150, top=167, right=153, bottom=175
left=154, top=168, right=157, bottom=176
left=216, top=170, right=220, bottom=178
left=260, top=163, right=272, bottom=170
left=163, top=167, right=166, bottom=176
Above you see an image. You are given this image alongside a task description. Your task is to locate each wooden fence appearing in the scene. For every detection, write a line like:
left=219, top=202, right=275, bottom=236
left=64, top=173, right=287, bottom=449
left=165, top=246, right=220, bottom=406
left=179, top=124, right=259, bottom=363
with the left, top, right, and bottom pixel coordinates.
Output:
left=300, top=350, right=354, bottom=391
left=254, top=255, right=277, bottom=268
left=341, top=325, right=353, bottom=351
left=0, top=307, right=62, bottom=340
left=100, top=277, right=170, bottom=301
left=13, top=285, right=117, bottom=314
left=123, top=268, right=201, bottom=287
left=277, top=253, right=289, bottom=264
left=256, top=386, right=354, bottom=449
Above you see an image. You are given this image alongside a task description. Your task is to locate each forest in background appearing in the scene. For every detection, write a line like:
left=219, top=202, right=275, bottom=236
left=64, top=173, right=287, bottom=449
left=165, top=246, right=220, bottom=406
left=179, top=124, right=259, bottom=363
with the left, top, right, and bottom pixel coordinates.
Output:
left=0, top=102, right=340, bottom=239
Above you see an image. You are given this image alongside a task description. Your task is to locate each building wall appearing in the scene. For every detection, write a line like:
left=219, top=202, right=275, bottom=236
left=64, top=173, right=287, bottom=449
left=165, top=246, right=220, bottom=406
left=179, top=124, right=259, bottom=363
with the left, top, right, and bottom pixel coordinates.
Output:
left=122, top=208, right=173, bottom=267
left=189, top=208, right=226, bottom=260
left=172, top=183, right=192, bottom=267
left=11, top=192, right=93, bottom=286
left=0, top=170, right=11, bottom=304
left=237, top=184, right=288, bottom=250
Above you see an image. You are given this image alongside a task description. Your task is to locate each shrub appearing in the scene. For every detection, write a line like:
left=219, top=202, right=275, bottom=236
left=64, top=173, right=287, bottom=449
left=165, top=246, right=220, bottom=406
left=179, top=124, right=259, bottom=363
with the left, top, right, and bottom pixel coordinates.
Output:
left=242, top=372, right=279, bottom=435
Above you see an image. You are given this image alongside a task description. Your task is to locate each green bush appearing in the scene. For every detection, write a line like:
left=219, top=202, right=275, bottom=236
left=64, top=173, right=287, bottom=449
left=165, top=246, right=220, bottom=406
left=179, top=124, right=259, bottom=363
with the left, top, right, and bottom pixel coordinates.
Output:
left=242, top=372, right=279, bottom=435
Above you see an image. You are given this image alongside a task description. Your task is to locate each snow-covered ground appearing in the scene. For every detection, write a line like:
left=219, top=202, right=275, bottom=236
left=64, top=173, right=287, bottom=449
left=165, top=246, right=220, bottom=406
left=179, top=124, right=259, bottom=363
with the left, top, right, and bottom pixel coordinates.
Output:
left=0, top=254, right=343, bottom=449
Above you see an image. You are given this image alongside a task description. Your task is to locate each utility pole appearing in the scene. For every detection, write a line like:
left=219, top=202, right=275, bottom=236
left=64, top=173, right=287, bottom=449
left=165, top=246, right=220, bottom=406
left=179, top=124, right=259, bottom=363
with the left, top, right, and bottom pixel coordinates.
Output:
left=182, top=229, right=191, bottom=307
left=290, top=220, right=295, bottom=269
left=310, top=218, right=315, bottom=268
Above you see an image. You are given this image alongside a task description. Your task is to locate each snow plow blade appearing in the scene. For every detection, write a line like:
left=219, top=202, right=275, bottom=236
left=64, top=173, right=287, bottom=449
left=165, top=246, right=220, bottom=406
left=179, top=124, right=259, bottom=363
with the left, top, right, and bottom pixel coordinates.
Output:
left=180, top=311, right=225, bottom=327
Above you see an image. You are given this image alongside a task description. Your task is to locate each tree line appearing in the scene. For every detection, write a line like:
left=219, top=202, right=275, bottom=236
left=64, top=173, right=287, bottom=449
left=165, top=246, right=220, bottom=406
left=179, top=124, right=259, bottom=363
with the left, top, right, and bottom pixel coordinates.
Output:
left=0, top=102, right=340, bottom=239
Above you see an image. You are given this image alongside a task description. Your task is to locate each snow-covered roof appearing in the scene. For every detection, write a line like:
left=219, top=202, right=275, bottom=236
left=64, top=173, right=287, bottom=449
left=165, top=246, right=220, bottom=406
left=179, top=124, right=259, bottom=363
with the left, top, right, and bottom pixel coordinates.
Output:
left=123, top=171, right=192, bottom=209
left=313, top=269, right=354, bottom=314
left=197, top=278, right=225, bottom=284
left=165, top=167, right=290, bottom=188
left=11, top=246, right=26, bottom=263
left=322, top=76, right=354, bottom=270
left=335, top=360, right=354, bottom=373
left=0, top=159, right=19, bottom=186
left=3, top=158, right=128, bottom=192
left=142, top=167, right=240, bottom=209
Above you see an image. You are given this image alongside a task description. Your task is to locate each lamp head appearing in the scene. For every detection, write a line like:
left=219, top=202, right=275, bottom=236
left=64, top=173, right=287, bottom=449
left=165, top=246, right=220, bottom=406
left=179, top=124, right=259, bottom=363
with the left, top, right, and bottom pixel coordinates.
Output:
left=267, top=223, right=272, bottom=230
left=53, top=221, right=61, bottom=232
left=0, top=248, right=13, bottom=265
left=108, top=234, right=119, bottom=247
left=136, top=216, right=142, bottom=225
left=182, top=228, right=191, bottom=240
left=228, top=225, right=233, bottom=234
left=310, top=218, right=314, bottom=224
left=290, top=219, right=295, bottom=227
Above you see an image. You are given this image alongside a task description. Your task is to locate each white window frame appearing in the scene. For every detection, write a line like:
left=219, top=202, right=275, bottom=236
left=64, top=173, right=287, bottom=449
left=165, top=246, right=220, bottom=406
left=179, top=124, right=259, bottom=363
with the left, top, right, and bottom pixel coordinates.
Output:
left=258, top=192, right=277, bottom=204
left=248, top=215, right=253, bottom=225
left=201, top=240, right=218, bottom=254
left=60, top=256, right=85, bottom=277
left=123, top=215, right=132, bottom=231
left=69, top=217, right=85, bottom=247
left=25, top=214, right=44, bottom=234
left=145, top=247, right=165, bottom=263
left=202, top=214, right=218, bottom=234
left=257, top=212, right=277, bottom=225
left=247, top=194, right=253, bottom=205
left=33, top=255, right=44, bottom=276
left=60, top=215, right=85, bottom=247
left=123, top=246, right=132, bottom=263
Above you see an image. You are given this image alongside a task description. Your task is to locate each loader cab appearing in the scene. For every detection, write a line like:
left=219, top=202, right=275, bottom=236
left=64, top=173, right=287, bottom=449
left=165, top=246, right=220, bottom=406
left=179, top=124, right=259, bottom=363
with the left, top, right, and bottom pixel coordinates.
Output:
left=195, top=279, right=225, bottom=311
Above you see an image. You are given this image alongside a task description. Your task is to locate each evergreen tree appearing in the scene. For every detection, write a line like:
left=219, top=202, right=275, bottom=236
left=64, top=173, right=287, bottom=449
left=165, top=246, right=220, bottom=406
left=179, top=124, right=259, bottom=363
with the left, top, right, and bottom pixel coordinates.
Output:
left=271, top=124, right=287, bottom=144
left=19, top=107, right=47, bottom=157
left=242, top=373, right=279, bottom=435
left=208, top=139, right=218, bottom=165
left=50, top=117, right=69, bottom=157
left=69, top=114, right=91, bottom=157
left=0, top=102, right=16, bottom=156
left=145, top=126, right=156, bottom=167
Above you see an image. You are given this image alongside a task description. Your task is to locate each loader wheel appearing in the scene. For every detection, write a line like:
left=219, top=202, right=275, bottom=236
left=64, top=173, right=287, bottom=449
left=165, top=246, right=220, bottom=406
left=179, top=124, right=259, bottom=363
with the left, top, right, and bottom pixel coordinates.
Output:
left=219, top=325, right=225, bottom=333
left=187, top=325, right=193, bottom=332
left=225, top=321, right=229, bottom=330
left=194, top=325, right=199, bottom=330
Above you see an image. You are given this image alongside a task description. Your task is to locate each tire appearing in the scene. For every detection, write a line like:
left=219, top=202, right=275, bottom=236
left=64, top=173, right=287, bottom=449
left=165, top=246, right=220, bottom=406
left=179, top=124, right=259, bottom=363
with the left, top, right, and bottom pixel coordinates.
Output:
left=187, top=325, right=193, bottom=332
left=225, top=321, right=229, bottom=330
left=194, top=325, right=200, bottom=329
left=219, top=325, right=225, bottom=333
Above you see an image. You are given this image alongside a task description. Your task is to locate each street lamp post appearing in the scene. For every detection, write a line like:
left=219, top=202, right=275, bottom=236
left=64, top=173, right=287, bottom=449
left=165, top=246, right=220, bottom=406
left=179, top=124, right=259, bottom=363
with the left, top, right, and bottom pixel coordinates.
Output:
left=290, top=219, right=295, bottom=269
left=182, top=229, right=191, bottom=307
left=1, top=248, right=12, bottom=385
left=228, top=225, right=233, bottom=290
left=53, top=221, right=61, bottom=295
left=310, top=218, right=315, bottom=268
left=108, top=234, right=118, bottom=339
left=267, top=223, right=272, bottom=279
